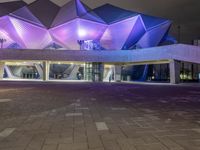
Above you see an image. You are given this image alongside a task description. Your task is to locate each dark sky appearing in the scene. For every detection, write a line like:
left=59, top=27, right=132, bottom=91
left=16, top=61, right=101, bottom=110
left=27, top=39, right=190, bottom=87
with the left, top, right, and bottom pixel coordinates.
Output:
left=3, top=0, right=200, bottom=44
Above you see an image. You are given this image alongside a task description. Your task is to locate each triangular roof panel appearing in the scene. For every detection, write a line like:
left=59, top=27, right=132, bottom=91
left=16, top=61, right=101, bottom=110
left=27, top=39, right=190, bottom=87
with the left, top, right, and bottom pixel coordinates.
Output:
left=52, top=0, right=89, bottom=27
left=123, top=17, right=146, bottom=49
left=100, top=16, right=138, bottom=50
left=137, top=22, right=171, bottom=48
left=10, top=6, right=45, bottom=28
left=81, top=10, right=106, bottom=24
left=51, top=0, right=79, bottom=27
left=27, top=0, right=60, bottom=28
left=45, top=42, right=63, bottom=49
left=80, top=12, right=106, bottom=24
left=140, top=14, right=170, bottom=30
left=75, top=0, right=88, bottom=16
left=93, top=4, right=138, bottom=24
left=52, top=0, right=105, bottom=27
left=0, top=1, right=26, bottom=17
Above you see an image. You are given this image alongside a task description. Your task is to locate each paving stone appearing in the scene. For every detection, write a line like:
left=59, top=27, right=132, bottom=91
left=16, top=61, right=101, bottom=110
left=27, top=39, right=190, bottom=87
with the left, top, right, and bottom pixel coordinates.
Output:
left=70, top=103, right=81, bottom=107
left=76, top=107, right=89, bottom=110
left=95, top=122, right=109, bottom=131
left=142, top=135, right=160, bottom=144
left=74, top=135, right=88, bottom=143
left=58, top=142, right=88, bottom=150
left=1, top=82, right=200, bottom=150
left=126, top=138, right=146, bottom=145
left=1, top=147, right=26, bottom=150
left=89, top=148, right=104, bottom=150
left=0, top=99, right=12, bottom=103
left=42, top=144, right=57, bottom=150
left=65, top=113, right=83, bottom=117
left=0, top=128, right=16, bottom=138
left=111, top=107, right=127, bottom=111
left=91, top=98, right=96, bottom=101
left=102, top=140, right=121, bottom=150
left=135, top=143, right=168, bottom=150
left=117, top=139, right=137, bottom=150
left=192, top=128, right=200, bottom=133
left=88, top=138, right=103, bottom=149
left=157, top=137, right=184, bottom=149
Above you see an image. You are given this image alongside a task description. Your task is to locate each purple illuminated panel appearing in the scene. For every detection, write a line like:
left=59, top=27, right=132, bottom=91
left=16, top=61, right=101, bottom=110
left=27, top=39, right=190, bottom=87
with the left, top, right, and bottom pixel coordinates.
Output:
left=100, top=16, right=138, bottom=50
left=123, top=16, right=146, bottom=49
left=50, top=19, right=79, bottom=49
left=137, top=22, right=171, bottom=48
left=0, top=16, right=26, bottom=48
left=9, top=16, right=52, bottom=49
left=0, top=0, right=172, bottom=50
left=50, top=18, right=107, bottom=50
left=0, top=29, right=15, bottom=48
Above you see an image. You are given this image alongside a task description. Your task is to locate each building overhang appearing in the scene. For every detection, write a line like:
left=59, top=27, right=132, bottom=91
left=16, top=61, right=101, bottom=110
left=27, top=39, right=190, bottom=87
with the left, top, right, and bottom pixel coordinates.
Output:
left=0, top=44, right=200, bottom=65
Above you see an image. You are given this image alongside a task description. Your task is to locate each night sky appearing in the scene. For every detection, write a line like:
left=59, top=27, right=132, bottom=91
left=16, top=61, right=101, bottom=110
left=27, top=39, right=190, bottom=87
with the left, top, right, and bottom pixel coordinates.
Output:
left=2, top=0, right=200, bottom=44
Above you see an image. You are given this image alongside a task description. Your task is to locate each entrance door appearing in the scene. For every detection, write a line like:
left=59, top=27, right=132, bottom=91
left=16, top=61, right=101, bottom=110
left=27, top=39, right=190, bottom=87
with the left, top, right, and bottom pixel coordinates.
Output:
left=85, top=62, right=104, bottom=82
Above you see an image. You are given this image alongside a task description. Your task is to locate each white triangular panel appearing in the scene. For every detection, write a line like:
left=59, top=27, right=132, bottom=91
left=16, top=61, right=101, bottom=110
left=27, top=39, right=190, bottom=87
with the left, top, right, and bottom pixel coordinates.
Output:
left=100, top=16, right=138, bottom=50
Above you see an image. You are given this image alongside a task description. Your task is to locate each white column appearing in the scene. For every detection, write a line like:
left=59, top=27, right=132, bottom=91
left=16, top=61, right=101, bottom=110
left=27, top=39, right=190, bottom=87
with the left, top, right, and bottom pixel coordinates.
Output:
left=0, top=62, right=5, bottom=80
left=115, top=65, right=122, bottom=82
left=43, top=61, right=50, bottom=81
left=170, top=60, right=180, bottom=84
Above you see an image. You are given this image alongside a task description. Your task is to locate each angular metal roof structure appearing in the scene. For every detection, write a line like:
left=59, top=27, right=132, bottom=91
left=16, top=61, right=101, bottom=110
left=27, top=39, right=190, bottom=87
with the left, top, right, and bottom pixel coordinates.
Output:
left=140, top=14, right=170, bottom=30
left=93, top=4, right=138, bottom=24
left=0, top=1, right=26, bottom=17
left=0, top=0, right=172, bottom=50
left=51, top=0, right=105, bottom=27
left=10, top=6, right=45, bottom=27
left=27, top=0, right=60, bottom=28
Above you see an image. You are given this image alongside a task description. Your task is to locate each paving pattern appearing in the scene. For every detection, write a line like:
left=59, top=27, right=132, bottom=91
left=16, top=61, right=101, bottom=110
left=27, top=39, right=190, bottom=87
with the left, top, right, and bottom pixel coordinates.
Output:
left=0, top=81, right=200, bottom=150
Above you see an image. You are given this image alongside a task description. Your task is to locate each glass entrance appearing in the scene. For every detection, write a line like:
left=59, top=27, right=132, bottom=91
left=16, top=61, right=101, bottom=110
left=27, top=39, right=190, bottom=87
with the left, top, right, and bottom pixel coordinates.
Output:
left=85, top=62, right=104, bottom=82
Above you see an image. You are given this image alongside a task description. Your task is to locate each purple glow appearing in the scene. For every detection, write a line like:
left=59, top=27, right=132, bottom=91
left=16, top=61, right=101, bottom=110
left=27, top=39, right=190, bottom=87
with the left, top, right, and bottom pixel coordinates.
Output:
left=77, top=28, right=87, bottom=37
left=9, top=16, right=52, bottom=49
left=137, top=22, right=171, bottom=48
left=100, top=16, right=139, bottom=50
left=0, top=30, right=15, bottom=48
left=0, top=0, right=172, bottom=50
left=50, top=19, right=107, bottom=50
left=0, top=16, right=26, bottom=48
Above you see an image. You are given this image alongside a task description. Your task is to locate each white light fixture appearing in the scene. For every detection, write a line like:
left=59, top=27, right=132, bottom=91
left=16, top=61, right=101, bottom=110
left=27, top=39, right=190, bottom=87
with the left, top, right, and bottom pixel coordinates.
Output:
left=78, top=28, right=87, bottom=37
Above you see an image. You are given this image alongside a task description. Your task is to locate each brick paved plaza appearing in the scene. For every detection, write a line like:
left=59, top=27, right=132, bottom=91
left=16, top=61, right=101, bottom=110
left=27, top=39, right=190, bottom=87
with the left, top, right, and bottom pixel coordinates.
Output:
left=0, top=81, right=200, bottom=150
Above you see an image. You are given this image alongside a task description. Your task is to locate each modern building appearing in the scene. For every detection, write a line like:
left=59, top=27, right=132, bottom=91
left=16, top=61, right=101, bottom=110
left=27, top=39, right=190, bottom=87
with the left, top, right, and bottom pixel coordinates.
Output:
left=0, top=0, right=200, bottom=84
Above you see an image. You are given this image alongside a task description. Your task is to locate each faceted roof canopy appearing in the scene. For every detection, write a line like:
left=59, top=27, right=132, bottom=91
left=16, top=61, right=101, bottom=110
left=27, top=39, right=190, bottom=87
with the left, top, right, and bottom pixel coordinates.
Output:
left=0, top=1, right=26, bottom=17
left=10, top=6, right=45, bottom=27
left=93, top=4, right=138, bottom=24
left=0, top=0, right=172, bottom=50
left=27, top=0, right=60, bottom=28
left=51, top=0, right=105, bottom=27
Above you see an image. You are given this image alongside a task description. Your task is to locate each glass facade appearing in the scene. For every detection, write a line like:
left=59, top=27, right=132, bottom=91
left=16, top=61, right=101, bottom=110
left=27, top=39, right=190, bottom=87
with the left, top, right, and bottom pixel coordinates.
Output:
left=85, top=63, right=104, bottom=82
left=180, top=62, right=200, bottom=82
left=49, top=63, right=84, bottom=80
left=122, top=64, right=170, bottom=82
left=7, top=65, right=39, bottom=79
left=147, top=64, right=169, bottom=82
left=2, top=61, right=200, bottom=83
left=122, top=62, right=200, bottom=83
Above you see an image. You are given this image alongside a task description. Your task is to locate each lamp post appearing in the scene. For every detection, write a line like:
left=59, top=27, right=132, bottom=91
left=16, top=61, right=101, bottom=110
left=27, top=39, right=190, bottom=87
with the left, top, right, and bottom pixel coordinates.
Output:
left=0, top=38, right=6, bottom=49
left=177, top=25, right=181, bottom=43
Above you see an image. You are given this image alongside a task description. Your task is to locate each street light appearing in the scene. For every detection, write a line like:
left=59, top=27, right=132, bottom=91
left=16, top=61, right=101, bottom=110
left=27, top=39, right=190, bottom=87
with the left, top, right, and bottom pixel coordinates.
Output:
left=0, top=38, right=6, bottom=49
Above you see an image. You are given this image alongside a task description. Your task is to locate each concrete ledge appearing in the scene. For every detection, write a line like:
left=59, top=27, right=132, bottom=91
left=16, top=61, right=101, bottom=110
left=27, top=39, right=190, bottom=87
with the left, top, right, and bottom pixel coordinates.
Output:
left=0, top=44, right=199, bottom=64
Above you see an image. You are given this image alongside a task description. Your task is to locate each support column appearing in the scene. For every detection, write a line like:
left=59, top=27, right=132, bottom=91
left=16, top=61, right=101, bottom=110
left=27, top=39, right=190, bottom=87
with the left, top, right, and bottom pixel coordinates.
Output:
left=43, top=61, right=50, bottom=81
left=0, top=62, right=5, bottom=80
left=115, top=65, right=122, bottom=82
left=170, top=60, right=181, bottom=84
